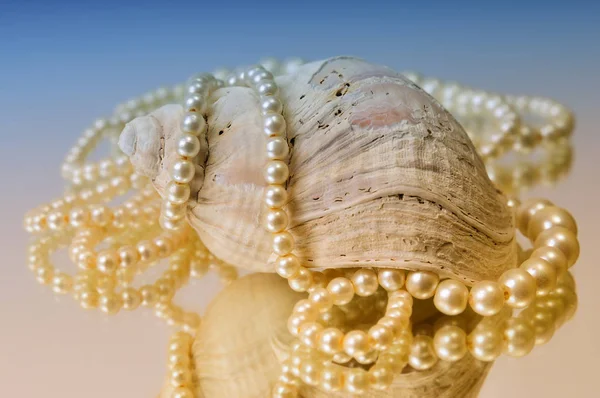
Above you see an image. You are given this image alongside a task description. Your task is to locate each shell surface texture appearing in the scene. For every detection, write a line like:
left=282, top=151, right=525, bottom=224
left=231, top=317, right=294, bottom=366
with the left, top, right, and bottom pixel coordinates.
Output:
left=120, top=57, right=516, bottom=285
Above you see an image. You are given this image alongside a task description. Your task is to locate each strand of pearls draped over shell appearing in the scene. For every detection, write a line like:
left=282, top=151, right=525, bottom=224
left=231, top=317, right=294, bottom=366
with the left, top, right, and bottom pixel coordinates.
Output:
left=22, top=57, right=579, bottom=398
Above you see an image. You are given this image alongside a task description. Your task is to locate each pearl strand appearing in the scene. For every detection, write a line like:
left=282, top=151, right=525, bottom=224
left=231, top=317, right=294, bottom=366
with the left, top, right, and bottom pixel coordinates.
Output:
left=159, top=74, right=219, bottom=231
left=165, top=331, right=196, bottom=398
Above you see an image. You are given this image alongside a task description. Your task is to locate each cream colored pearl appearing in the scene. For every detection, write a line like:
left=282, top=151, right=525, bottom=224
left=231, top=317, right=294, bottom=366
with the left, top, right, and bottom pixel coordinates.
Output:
left=530, top=306, right=556, bottom=345
left=433, top=325, right=467, bottom=362
left=266, top=137, right=289, bottom=159
left=121, top=287, right=142, bottom=310
left=97, top=250, right=119, bottom=274
left=180, top=112, right=206, bottom=135
left=264, top=160, right=289, bottom=184
left=343, top=330, right=370, bottom=357
left=140, top=285, right=160, bottom=307
left=273, top=231, right=295, bottom=256
left=369, top=365, right=393, bottom=391
left=406, top=271, right=439, bottom=299
left=309, top=287, right=333, bottom=312
left=264, top=112, right=287, bottom=136
left=344, top=368, right=369, bottom=394
left=527, top=206, right=577, bottom=240
left=409, top=335, right=438, bottom=370
left=52, top=272, right=73, bottom=294
left=378, top=269, right=405, bottom=291
left=275, top=254, right=300, bottom=278
left=368, top=324, right=394, bottom=350
left=327, top=277, right=354, bottom=305
left=520, top=257, right=557, bottom=296
left=516, top=198, right=552, bottom=234
left=170, top=365, right=192, bottom=387
left=534, top=226, right=580, bottom=268
left=503, top=317, right=535, bottom=357
left=320, top=364, right=343, bottom=392
left=176, top=134, right=201, bottom=158
left=533, top=246, right=568, bottom=277
left=434, top=279, right=469, bottom=315
left=171, top=160, right=195, bottom=184
left=300, top=360, right=321, bottom=386
left=498, top=268, right=536, bottom=309
left=288, top=267, right=312, bottom=292
left=137, top=240, right=158, bottom=263
left=165, top=181, right=190, bottom=205
left=469, top=280, right=505, bottom=316
left=171, top=386, right=194, bottom=398
left=299, top=322, right=323, bottom=348
left=319, top=327, right=344, bottom=355
left=99, top=292, right=122, bottom=315
left=272, top=382, right=298, bottom=398
left=265, top=209, right=289, bottom=232
left=468, top=325, right=503, bottom=361
left=378, top=316, right=409, bottom=337
left=264, top=185, right=288, bottom=208
left=351, top=269, right=379, bottom=297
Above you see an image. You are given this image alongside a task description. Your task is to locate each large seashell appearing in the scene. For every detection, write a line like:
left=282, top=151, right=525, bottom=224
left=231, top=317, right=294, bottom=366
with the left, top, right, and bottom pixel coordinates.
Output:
left=120, top=57, right=516, bottom=284
left=160, top=272, right=501, bottom=398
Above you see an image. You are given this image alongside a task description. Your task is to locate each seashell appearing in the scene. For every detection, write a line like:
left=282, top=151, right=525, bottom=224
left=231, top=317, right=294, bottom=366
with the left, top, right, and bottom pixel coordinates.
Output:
left=161, top=272, right=503, bottom=398
left=120, top=56, right=517, bottom=284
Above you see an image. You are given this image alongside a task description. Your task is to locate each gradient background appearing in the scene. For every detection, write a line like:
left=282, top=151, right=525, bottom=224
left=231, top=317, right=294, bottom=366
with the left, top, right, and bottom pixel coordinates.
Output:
left=1, top=0, right=599, bottom=397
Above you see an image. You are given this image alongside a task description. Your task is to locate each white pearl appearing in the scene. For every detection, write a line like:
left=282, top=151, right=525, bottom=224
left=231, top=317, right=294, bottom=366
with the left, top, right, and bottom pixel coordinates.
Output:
left=261, top=96, right=283, bottom=114
left=184, top=94, right=207, bottom=113
left=171, top=160, right=195, bottom=184
left=433, top=279, right=469, bottom=316
left=265, top=209, right=289, bottom=232
left=166, top=182, right=190, bottom=205
left=264, top=185, right=288, bottom=208
left=264, top=161, right=289, bottom=184
left=180, top=112, right=206, bottom=135
left=266, top=137, right=289, bottom=160
left=264, top=112, right=287, bottom=136
left=258, top=81, right=279, bottom=96
left=177, top=134, right=201, bottom=158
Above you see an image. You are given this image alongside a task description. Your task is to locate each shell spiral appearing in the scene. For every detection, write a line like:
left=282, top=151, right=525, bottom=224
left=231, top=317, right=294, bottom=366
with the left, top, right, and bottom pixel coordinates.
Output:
left=120, top=57, right=516, bottom=284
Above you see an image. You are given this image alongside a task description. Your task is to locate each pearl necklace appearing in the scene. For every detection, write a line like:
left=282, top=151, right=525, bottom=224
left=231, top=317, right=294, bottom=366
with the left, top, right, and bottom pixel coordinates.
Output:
left=22, top=57, right=579, bottom=398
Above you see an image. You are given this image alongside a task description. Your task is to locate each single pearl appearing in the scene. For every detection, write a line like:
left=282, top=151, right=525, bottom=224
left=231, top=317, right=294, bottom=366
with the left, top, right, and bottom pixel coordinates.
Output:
left=140, top=285, right=160, bottom=307
left=516, top=198, right=553, bottom=234
left=469, top=280, right=505, bottom=316
left=309, top=287, right=333, bottom=312
left=368, top=324, right=394, bottom=350
left=344, top=368, right=369, bottom=394
left=351, top=269, right=379, bottom=297
left=265, top=209, right=289, bottom=233
left=272, top=382, right=298, bottom=398
left=343, top=330, right=370, bottom=357
left=377, top=269, right=405, bottom=291
left=273, top=231, right=295, bottom=255
left=180, top=112, right=206, bottom=135
left=299, top=322, right=323, bottom=348
left=369, top=365, right=393, bottom=391
left=288, top=267, right=313, bottom=292
left=299, top=359, right=321, bottom=386
left=257, top=81, right=279, bottom=96
left=287, top=312, right=309, bottom=335
left=327, top=277, right=354, bottom=305
left=409, top=335, right=438, bottom=370
left=97, top=250, right=119, bottom=274
left=171, top=387, right=194, bottom=398
left=533, top=246, right=568, bottom=277
left=319, top=327, right=344, bottom=355
left=121, top=287, right=142, bottom=310
left=266, top=137, right=289, bottom=160
left=264, top=160, right=290, bottom=185
left=184, top=93, right=207, bottom=113
left=527, top=206, right=577, bottom=240
left=171, top=160, right=195, bottom=184
left=534, top=226, right=580, bottom=268
left=261, top=96, right=283, bottom=114
left=468, top=324, right=503, bottom=361
left=433, top=279, right=469, bottom=315
left=520, top=257, right=557, bottom=296
left=320, top=364, right=343, bottom=392
left=405, top=271, right=439, bottom=299
left=52, top=272, right=73, bottom=294
left=99, top=292, right=122, bottom=315
left=275, top=254, right=300, bottom=278
left=165, top=181, right=190, bottom=205
left=177, top=134, right=201, bottom=158
left=498, top=268, right=536, bottom=309
left=433, top=325, right=467, bottom=362
left=153, top=236, right=174, bottom=257
left=503, top=317, right=535, bottom=357
left=170, top=365, right=192, bottom=387
left=137, top=240, right=158, bottom=263
left=264, top=185, right=288, bottom=208
left=264, top=112, right=287, bottom=136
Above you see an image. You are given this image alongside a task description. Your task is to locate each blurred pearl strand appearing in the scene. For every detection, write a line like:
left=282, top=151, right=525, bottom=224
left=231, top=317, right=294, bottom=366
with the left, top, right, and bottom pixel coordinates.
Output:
left=22, top=57, right=579, bottom=398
